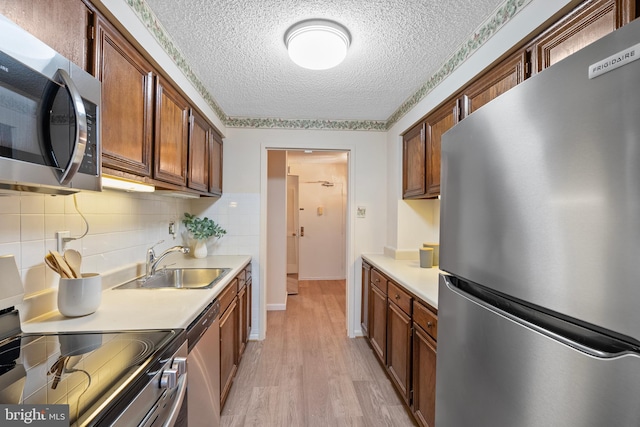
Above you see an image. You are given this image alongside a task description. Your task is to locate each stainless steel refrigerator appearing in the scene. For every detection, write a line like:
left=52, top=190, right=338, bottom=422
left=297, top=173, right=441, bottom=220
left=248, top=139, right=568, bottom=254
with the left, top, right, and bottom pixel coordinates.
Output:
left=436, top=18, right=640, bottom=427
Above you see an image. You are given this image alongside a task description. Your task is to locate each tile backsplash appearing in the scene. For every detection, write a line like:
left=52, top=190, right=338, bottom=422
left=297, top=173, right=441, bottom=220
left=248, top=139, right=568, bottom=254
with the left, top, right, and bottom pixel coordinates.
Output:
left=0, top=189, right=191, bottom=296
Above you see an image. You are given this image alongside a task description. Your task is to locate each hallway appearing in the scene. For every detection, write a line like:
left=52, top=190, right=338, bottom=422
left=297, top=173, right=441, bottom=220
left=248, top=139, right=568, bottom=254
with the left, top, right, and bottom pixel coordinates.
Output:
left=221, top=280, right=416, bottom=426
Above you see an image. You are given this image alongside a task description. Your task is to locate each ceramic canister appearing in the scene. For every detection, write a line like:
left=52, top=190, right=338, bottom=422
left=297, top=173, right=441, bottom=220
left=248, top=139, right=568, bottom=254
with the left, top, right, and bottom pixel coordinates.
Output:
left=419, top=247, right=434, bottom=268
left=423, top=242, right=440, bottom=265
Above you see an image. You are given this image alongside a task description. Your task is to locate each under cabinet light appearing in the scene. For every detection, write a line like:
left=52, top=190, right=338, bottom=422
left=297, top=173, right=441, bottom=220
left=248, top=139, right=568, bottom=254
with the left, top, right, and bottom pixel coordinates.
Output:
left=101, top=176, right=155, bottom=193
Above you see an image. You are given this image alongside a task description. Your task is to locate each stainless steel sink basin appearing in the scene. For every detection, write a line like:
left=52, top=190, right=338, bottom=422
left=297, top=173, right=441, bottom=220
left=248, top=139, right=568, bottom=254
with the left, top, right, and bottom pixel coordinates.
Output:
left=114, top=268, right=231, bottom=290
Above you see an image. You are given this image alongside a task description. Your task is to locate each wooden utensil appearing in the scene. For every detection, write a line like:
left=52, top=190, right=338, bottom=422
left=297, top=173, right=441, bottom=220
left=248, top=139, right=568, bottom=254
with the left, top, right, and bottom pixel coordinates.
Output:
left=64, top=249, right=82, bottom=278
left=49, top=251, right=75, bottom=278
left=44, top=253, right=59, bottom=273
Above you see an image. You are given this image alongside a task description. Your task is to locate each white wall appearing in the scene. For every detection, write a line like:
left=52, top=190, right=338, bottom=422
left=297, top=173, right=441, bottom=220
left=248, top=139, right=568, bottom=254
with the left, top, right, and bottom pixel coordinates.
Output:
left=385, top=0, right=576, bottom=256
left=266, top=151, right=288, bottom=309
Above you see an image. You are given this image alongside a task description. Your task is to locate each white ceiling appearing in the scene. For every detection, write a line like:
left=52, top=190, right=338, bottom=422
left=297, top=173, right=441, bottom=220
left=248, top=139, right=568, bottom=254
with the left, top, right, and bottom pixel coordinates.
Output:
left=142, top=0, right=512, bottom=127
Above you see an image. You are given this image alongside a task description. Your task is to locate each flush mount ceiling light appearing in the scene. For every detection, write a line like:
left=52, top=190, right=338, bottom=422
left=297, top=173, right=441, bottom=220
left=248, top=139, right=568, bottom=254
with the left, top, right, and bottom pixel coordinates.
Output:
left=285, top=19, right=351, bottom=70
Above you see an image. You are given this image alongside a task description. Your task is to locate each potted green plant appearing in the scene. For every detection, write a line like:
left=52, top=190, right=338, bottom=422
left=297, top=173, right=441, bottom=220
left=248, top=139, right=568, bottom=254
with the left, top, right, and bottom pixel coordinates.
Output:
left=182, top=213, right=226, bottom=258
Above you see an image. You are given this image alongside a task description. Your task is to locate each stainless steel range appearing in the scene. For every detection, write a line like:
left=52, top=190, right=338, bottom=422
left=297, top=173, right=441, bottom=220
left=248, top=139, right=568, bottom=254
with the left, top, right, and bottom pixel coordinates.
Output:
left=0, top=255, right=187, bottom=426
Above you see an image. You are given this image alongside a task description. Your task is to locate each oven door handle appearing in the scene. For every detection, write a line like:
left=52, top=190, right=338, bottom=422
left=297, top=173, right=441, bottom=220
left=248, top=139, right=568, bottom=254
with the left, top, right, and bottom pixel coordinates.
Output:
left=55, top=69, right=87, bottom=185
left=162, top=373, right=187, bottom=427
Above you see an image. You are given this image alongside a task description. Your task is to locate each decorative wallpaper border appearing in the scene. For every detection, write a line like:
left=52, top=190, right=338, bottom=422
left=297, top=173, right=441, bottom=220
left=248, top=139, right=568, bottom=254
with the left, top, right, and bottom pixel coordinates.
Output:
left=224, top=117, right=387, bottom=131
left=126, top=0, right=531, bottom=132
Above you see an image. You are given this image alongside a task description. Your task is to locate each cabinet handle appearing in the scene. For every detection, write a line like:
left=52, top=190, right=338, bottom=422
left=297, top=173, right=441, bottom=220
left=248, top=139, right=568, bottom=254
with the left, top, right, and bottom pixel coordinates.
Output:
left=427, top=321, right=433, bottom=328
left=375, top=278, right=380, bottom=283
left=395, top=294, right=400, bottom=300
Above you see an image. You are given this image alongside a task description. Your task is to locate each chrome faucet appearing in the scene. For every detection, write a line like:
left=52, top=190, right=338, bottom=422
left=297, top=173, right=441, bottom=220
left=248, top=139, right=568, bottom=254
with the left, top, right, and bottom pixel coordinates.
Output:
left=146, top=240, right=190, bottom=278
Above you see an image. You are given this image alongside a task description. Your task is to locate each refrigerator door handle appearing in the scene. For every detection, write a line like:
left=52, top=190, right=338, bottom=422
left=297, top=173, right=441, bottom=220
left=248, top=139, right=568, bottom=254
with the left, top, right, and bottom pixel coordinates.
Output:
left=443, top=275, right=640, bottom=359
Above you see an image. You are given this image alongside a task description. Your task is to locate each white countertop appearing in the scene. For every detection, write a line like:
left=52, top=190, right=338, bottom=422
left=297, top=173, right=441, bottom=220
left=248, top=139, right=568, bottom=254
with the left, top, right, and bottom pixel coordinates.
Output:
left=21, top=254, right=251, bottom=333
left=362, top=254, right=441, bottom=309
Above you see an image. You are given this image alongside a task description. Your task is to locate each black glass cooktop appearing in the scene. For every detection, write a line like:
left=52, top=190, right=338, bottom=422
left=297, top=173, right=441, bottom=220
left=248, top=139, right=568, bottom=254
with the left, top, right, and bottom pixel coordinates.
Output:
left=0, top=323, right=181, bottom=426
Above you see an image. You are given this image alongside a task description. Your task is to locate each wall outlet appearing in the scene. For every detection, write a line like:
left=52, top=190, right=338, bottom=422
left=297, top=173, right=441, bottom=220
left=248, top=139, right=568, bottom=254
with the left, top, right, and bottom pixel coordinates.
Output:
left=56, top=231, right=71, bottom=252
left=169, top=221, right=177, bottom=238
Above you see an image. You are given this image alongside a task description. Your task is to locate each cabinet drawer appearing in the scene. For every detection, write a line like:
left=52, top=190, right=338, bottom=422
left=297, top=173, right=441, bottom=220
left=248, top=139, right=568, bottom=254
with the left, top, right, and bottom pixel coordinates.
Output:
left=371, top=269, right=387, bottom=294
left=388, top=281, right=412, bottom=316
left=413, top=300, right=438, bottom=341
left=219, top=278, right=238, bottom=314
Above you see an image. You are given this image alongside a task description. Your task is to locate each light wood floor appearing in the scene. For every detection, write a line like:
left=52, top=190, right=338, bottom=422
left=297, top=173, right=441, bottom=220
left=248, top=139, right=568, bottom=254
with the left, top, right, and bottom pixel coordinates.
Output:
left=221, top=279, right=416, bottom=426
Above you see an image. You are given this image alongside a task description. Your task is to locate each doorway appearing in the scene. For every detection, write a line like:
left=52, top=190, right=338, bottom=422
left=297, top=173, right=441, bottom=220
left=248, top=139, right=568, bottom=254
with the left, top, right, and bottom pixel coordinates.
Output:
left=267, top=149, right=349, bottom=316
left=261, top=143, right=357, bottom=340
left=288, top=150, right=347, bottom=281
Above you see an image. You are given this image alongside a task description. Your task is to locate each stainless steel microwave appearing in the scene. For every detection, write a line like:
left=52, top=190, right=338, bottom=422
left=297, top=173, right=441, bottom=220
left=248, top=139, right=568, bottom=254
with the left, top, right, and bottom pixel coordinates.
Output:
left=0, top=15, right=101, bottom=195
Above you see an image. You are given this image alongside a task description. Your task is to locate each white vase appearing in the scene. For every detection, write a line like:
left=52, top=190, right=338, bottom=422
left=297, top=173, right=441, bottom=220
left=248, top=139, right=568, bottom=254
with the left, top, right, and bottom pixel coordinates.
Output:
left=193, top=240, right=208, bottom=258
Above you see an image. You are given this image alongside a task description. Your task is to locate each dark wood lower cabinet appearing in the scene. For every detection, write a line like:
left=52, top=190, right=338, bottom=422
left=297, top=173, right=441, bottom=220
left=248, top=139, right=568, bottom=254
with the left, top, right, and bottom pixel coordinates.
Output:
left=363, top=264, right=438, bottom=427
left=361, top=261, right=371, bottom=336
left=369, top=284, right=387, bottom=364
left=387, top=301, right=412, bottom=404
left=237, top=282, right=247, bottom=359
left=412, top=324, right=437, bottom=427
left=220, top=297, right=238, bottom=407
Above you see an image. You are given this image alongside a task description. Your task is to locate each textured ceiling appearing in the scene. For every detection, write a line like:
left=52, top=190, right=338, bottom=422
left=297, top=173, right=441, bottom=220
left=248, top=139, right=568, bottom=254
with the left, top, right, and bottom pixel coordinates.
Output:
left=141, top=0, right=517, bottom=127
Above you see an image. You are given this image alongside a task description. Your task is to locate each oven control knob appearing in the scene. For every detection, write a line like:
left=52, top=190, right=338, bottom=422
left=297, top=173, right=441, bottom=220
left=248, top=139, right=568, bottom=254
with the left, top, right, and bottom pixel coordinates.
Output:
left=171, top=357, right=187, bottom=375
left=160, top=369, right=178, bottom=389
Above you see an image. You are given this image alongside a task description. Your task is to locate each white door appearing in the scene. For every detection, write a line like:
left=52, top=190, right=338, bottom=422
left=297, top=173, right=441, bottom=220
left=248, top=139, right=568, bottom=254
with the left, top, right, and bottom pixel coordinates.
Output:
left=298, top=182, right=346, bottom=280
left=286, top=175, right=299, bottom=294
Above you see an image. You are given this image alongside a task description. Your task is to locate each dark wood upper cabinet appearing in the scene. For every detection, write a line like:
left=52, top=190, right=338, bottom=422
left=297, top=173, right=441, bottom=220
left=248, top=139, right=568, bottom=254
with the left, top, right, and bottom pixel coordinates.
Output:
left=0, top=0, right=93, bottom=71
left=95, top=15, right=154, bottom=177
left=528, top=0, right=635, bottom=73
left=154, top=75, right=189, bottom=186
left=402, top=98, right=457, bottom=199
left=424, top=99, right=458, bottom=198
left=188, top=111, right=210, bottom=192
left=209, top=131, right=224, bottom=196
left=402, top=123, right=426, bottom=199
left=460, top=50, right=528, bottom=118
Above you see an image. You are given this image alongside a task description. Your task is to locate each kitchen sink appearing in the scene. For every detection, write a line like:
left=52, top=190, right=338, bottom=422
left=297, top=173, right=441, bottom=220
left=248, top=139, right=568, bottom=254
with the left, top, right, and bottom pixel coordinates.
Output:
left=114, top=268, right=231, bottom=290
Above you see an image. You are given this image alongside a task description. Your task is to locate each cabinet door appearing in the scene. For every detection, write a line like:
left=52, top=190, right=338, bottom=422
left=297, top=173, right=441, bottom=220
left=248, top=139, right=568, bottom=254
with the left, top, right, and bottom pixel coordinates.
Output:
left=237, top=283, right=247, bottom=360
left=0, top=0, right=93, bottom=71
left=461, top=50, right=527, bottom=118
left=95, top=16, right=154, bottom=177
left=403, top=122, right=426, bottom=198
left=188, top=111, right=210, bottom=192
left=209, top=131, right=223, bottom=195
left=424, top=100, right=458, bottom=197
left=412, top=325, right=437, bottom=427
left=154, top=76, right=189, bottom=186
left=529, top=0, right=634, bottom=73
left=369, top=283, right=387, bottom=364
left=361, top=261, right=371, bottom=337
left=246, top=277, right=252, bottom=334
left=220, top=297, right=238, bottom=408
left=387, top=301, right=412, bottom=404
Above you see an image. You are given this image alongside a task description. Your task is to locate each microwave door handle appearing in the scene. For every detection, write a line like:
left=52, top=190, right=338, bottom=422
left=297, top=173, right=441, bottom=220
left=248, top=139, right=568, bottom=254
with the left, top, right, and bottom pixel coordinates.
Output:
left=55, top=69, right=87, bottom=185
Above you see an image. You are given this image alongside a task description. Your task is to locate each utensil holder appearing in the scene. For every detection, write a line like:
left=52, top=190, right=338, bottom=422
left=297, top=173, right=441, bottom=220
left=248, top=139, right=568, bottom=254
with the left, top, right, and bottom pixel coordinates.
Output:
left=58, top=273, right=101, bottom=317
